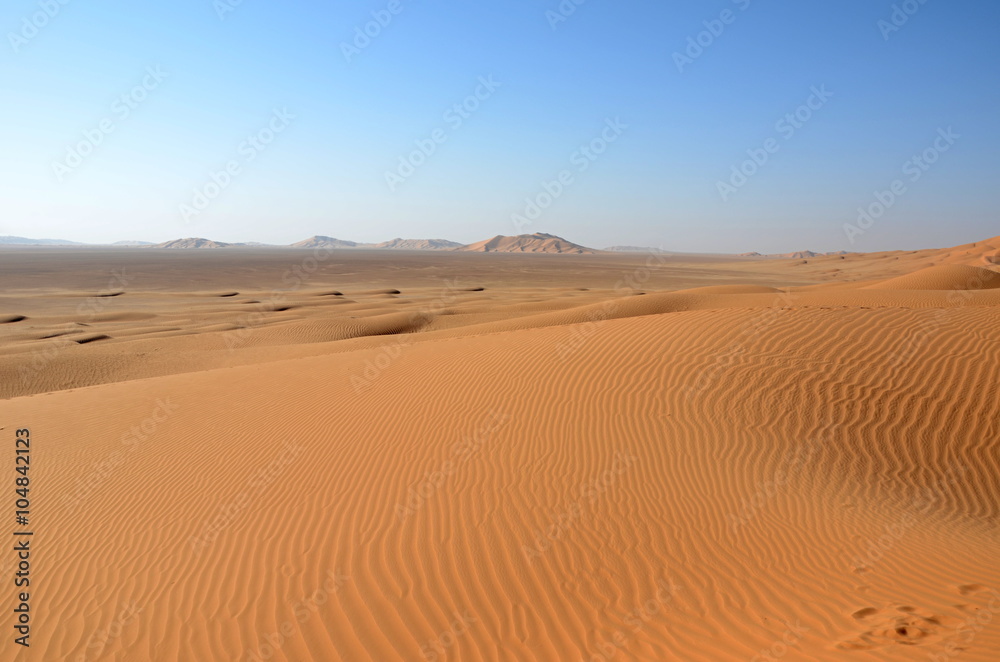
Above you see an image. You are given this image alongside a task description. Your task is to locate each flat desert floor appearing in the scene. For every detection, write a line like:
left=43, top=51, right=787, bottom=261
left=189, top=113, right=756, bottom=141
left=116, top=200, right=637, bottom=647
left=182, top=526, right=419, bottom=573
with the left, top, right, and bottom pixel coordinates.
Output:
left=1, top=240, right=999, bottom=661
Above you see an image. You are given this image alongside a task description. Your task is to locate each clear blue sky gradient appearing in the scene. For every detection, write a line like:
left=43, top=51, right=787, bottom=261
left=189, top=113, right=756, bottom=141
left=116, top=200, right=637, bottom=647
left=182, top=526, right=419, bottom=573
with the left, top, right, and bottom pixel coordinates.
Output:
left=0, top=0, right=996, bottom=252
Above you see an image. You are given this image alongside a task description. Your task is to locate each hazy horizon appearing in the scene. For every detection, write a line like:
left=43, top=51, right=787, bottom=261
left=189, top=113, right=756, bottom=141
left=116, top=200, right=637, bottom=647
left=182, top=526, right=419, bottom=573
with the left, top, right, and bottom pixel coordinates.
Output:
left=2, top=229, right=998, bottom=255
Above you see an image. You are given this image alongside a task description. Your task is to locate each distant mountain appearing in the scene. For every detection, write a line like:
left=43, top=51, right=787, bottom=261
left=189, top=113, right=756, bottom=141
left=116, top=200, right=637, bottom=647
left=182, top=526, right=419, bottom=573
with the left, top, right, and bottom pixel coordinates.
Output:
left=0, top=236, right=84, bottom=246
left=290, top=236, right=463, bottom=250
left=290, top=236, right=366, bottom=249
left=457, top=233, right=596, bottom=254
left=741, top=250, right=852, bottom=259
left=374, top=238, right=463, bottom=250
left=154, top=238, right=234, bottom=249
left=111, top=240, right=155, bottom=246
left=604, top=246, right=669, bottom=253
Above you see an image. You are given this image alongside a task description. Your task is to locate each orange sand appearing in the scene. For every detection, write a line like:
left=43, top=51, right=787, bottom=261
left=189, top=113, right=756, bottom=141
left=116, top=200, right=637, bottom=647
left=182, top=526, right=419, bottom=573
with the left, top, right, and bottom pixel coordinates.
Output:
left=0, top=239, right=998, bottom=661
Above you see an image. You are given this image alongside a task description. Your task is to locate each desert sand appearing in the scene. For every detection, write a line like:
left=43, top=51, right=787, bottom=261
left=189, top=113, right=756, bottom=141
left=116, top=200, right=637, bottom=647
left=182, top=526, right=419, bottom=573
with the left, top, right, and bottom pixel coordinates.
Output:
left=1, top=236, right=999, bottom=661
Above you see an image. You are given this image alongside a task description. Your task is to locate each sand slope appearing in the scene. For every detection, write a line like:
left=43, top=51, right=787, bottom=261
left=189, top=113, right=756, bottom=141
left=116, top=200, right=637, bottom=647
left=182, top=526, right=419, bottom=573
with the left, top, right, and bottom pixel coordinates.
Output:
left=862, top=264, right=1000, bottom=290
left=0, top=247, right=998, bottom=661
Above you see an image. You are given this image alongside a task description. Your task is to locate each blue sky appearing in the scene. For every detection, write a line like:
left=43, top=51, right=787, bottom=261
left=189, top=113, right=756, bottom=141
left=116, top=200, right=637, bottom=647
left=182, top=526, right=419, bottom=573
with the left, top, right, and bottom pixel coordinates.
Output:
left=0, top=0, right=996, bottom=252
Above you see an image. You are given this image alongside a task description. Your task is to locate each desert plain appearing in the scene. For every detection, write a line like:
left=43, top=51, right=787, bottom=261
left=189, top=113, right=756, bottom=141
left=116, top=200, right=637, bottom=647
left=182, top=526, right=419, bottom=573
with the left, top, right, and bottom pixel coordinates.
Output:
left=1, top=236, right=999, bottom=661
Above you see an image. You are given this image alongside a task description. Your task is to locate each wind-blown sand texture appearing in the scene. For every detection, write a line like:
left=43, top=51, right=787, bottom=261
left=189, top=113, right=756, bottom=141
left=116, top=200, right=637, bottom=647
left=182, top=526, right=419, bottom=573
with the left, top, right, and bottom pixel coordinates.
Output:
left=1, top=239, right=998, bottom=661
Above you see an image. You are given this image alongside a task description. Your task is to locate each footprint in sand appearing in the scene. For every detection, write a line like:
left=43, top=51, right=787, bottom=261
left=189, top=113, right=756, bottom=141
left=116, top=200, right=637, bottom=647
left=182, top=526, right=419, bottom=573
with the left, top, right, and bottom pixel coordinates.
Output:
left=837, top=605, right=956, bottom=650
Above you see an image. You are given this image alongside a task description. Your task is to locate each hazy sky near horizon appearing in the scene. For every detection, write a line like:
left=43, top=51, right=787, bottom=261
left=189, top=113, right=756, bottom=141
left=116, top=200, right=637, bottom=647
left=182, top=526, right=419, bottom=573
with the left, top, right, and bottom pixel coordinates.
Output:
left=0, top=0, right=997, bottom=253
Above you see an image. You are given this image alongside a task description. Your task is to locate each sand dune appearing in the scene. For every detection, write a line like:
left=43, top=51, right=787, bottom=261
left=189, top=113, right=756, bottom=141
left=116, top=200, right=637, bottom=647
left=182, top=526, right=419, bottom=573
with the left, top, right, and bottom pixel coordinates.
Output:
left=862, top=264, right=1000, bottom=291
left=1, top=240, right=998, bottom=661
left=743, top=235, right=1000, bottom=283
